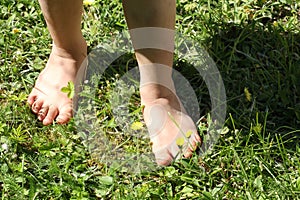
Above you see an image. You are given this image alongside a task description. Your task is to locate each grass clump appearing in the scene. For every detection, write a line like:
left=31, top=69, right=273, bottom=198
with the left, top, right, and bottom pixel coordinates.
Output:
left=0, top=0, right=300, bottom=199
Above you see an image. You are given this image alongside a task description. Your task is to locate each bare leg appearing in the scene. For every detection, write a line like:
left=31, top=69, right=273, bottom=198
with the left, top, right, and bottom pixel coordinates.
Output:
left=123, top=0, right=201, bottom=165
left=27, top=0, right=87, bottom=125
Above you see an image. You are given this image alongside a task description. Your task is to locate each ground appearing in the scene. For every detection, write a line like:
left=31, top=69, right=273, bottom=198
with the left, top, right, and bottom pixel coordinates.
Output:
left=0, top=0, right=300, bottom=199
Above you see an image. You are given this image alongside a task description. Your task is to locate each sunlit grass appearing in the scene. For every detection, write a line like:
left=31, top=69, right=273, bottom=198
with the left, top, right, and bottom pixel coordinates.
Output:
left=0, top=0, right=299, bottom=199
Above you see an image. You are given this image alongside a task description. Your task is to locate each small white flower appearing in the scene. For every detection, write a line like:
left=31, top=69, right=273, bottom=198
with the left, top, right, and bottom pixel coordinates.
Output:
left=1, top=143, right=8, bottom=151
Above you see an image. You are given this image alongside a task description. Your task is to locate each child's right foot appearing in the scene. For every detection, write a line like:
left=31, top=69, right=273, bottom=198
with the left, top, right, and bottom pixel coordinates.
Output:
left=27, top=41, right=87, bottom=125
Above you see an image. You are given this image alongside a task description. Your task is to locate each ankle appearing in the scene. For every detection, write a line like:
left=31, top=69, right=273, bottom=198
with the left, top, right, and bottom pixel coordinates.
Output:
left=52, top=37, right=87, bottom=61
left=140, top=83, right=177, bottom=104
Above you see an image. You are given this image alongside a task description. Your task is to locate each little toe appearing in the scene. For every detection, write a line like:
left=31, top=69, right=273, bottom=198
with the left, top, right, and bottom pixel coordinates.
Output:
left=32, top=100, right=44, bottom=114
left=43, top=105, right=59, bottom=126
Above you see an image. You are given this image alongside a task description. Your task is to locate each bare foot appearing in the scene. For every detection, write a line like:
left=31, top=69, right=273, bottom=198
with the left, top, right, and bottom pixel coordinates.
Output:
left=141, top=84, right=201, bottom=166
left=27, top=41, right=87, bottom=125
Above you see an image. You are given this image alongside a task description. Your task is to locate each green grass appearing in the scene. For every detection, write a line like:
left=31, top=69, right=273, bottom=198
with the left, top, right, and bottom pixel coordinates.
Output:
left=1, top=0, right=300, bottom=199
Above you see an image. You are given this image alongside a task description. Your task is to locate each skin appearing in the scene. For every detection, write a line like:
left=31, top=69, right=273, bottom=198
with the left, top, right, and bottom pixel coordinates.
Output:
left=28, top=0, right=201, bottom=165
left=27, top=0, right=87, bottom=125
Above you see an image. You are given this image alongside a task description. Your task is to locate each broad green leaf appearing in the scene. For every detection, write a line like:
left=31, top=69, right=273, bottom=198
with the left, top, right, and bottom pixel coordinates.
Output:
left=99, top=176, right=113, bottom=186
left=61, top=81, right=75, bottom=99
left=60, top=87, right=69, bottom=93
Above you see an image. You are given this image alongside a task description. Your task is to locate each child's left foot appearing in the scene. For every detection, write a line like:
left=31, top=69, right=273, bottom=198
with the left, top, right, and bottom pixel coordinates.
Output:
left=141, top=84, right=201, bottom=166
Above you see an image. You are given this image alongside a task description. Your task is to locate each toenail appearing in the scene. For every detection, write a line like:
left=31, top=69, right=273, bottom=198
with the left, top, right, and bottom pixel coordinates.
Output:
left=38, top=106, right=48, bottom=115
left=38, top=111, right=45, bottom=117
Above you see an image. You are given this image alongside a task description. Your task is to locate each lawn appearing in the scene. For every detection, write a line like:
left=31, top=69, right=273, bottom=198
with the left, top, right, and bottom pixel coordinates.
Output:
left=0, top=0, right=300, bottom=199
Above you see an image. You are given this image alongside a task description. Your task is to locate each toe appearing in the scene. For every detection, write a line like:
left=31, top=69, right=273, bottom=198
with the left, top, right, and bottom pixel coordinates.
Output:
left=184, top=133, right=201, bottom=158
left=32, top=99, right=44, bottom=114
left=43, top=105, right=59, bottom=126
left=154, top=148, right=174, bottom=166
left=27, top=93, right=37, bottom=106
left=56, top=104, right=72, bottom=124
left=38, top=106, right=49, bottom=121
left=156, top=158, right=173, bottom=166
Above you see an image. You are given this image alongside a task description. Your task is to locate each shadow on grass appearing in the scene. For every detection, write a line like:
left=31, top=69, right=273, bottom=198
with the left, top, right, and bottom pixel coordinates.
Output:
left=199, top=21, right=300, bottom=163
left=89, top=18, right=300, bottom=152
left=208, top=21, right=300, bottom=128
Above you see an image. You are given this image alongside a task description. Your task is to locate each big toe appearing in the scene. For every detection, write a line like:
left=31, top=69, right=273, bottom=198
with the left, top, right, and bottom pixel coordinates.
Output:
left=153, top=140, right=183, bottom=166
left=153, top=129, right=201, bottom=165
left=154, top=148, right=174, bottom=166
